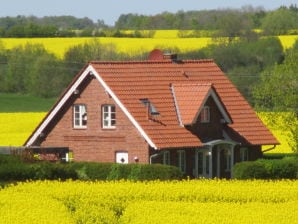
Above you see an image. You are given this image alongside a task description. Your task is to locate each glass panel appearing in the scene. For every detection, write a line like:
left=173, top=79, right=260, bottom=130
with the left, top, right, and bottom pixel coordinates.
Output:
left=197, top=152, right=203, bottom=175
left=205, top=154, right=210, bottom=175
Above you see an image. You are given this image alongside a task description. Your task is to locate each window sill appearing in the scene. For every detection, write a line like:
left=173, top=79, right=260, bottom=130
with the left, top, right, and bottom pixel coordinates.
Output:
left=73, top=126, right=87, bottom=129
left=102, top=126, right=116, bottom=130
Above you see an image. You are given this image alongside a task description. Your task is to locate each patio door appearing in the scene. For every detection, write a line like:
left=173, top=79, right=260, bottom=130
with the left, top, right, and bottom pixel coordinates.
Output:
left=196, top=150, right=210, bottom=178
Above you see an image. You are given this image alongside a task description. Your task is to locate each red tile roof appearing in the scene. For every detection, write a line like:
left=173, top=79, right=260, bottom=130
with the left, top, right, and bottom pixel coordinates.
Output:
left=171, top=83, right=212, bottom=125
left=89, top=58, right=279, bottom=148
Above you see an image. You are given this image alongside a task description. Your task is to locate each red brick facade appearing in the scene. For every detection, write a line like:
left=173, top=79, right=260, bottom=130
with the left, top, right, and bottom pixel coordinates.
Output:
left=40, top=76, right=149, bottom=163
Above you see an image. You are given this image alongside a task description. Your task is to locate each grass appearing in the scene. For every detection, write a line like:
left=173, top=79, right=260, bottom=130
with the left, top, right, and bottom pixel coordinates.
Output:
left=0, top=93, right=55, bottom=112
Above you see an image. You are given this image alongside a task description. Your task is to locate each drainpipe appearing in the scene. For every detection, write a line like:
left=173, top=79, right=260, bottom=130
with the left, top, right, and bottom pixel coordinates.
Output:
left=149, top=153, right=161, bottom=164
left=262, top=145, right=276, bottom=153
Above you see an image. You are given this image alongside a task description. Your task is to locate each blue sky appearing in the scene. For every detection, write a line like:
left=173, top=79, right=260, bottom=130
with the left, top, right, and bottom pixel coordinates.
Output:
left=0, top=0, right=296, bottom=25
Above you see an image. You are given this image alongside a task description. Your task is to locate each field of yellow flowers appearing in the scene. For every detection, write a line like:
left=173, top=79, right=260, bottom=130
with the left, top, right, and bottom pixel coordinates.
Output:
left=1, top=33, right=297, bottom=58
left=0, top=112, right=46, bottom=146
left=0, top=179, right=297, bottom=224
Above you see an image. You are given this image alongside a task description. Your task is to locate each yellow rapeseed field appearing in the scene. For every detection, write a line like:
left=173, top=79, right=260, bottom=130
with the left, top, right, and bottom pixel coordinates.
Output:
left=1, top=36, right=212, bottom=58
left=1, top=33, right=296, bottom=58
left=0, top=179, right=297, bottom=223
left=0, top=112, right=46, bottom=146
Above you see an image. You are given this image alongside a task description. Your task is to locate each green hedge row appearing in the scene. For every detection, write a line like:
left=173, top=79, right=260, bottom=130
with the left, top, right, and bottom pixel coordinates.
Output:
left=0, top=155, right=183, bottom=181
left=233, top=156, right=298, bottom=179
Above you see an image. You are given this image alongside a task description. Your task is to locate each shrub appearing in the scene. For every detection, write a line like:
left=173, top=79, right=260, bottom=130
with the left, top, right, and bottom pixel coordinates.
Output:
left=0, top=155, right=34, bottom=181
left=30, top=162, right=78, bottom=180
left=233, top=161, right=269, bottom=179
left=70, top=162, right=113, bottom=180
left=0, top=155, right=183, bottom=181
left=233, top=157, right=298, bottom=179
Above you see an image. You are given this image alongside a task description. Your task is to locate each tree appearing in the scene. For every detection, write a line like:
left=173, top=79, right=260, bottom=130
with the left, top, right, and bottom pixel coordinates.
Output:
left=261, top=7, right=298, bottom=35
left=253, top=41, right=298, bottom=152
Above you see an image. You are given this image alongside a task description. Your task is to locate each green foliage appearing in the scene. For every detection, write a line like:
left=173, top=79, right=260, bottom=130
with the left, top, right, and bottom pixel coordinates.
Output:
left=233, top=157, right=298, bottom=179
left=253, top=43, right=298, bottom=152
left=0, top=155, right=183, bottom=181
left=233, top=161, right=269, bottom=179
left=261, top=7, right=298, bottom=35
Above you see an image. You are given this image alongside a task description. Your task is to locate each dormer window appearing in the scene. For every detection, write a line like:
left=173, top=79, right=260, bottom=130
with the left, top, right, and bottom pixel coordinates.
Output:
left=200, top=106, right=210, bottom=123
left=140, top=98, right=160, bottom=116
left=73, top=104, right=87, bottom=128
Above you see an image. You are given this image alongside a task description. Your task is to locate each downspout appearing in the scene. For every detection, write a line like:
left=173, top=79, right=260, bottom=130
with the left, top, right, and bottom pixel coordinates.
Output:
left=262, top=145, right=276, bottom=153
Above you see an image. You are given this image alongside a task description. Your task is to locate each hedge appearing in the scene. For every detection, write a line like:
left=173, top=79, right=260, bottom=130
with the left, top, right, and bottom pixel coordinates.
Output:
left=0, top=155, right=183, bottom=182
left=233, top=157, right=298, bottom=179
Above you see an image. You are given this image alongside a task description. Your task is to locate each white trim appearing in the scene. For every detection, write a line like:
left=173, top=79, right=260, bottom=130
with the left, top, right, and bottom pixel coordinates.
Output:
left=90, top=66, right=158, bottom=149
left=102, top=104, right=116, bottom=129
left=73, top=104, right=87, bottom=128
left=170, top=84, right=183, bottom=126
left=194, top=89, right=232, bottom=124
left=25, top=67, right=92, bottom=146
left=26, top=65, right=157, bottom=149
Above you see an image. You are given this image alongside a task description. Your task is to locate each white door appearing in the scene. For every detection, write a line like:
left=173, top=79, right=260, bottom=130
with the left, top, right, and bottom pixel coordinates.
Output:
left=116, top=152, right=128, bottom=164
left=196, top=150, right=210, bottom=178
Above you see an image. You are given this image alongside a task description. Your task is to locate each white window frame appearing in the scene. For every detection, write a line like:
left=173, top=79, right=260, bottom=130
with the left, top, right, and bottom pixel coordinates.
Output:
left=116, top=151, right=128, bottom=164
left=177, top=150, right=186, bottom=173
left=200, top=106, right=210, bottom=123
left=240, top=147, right=248, bottom=162
left=163, top=151, right=170, bottom=165
left=102, top=105, right=116, bottom=129
left=73, top=104, right=87, bottom=128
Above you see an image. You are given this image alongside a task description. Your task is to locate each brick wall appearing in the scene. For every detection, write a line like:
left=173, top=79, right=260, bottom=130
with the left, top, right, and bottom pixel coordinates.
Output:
left=40, top=76, right=149, bottom=163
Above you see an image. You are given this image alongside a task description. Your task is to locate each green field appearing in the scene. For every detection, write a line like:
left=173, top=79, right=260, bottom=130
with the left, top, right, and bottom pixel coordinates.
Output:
left=0, top=93, right=55, bottom=112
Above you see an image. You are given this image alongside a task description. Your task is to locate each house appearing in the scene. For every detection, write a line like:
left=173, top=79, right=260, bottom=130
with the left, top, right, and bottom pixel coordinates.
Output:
left=25, top=49, right=278, bottom=178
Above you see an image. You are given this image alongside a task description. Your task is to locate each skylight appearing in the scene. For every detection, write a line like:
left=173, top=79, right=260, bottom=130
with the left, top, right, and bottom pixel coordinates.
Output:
left=140, top=98, right=160, bottom=116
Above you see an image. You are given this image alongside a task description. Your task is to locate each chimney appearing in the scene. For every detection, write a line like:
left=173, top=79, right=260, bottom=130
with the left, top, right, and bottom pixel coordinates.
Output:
left=148, top=49, right=177, bottom=61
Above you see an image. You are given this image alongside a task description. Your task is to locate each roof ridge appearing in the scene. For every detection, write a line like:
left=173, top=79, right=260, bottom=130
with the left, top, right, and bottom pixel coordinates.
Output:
left=89, top=59, right=214, bottom=65
left=172, top=83, right=213, bottom=86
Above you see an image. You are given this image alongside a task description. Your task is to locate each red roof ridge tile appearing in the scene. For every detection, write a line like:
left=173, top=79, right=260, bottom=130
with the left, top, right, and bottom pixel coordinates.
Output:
left=89, top=59, right=215, bottom=65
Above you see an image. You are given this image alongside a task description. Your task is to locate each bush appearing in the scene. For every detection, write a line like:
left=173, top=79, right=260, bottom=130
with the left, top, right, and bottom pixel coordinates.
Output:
left=30, top=162, right=78, bottom=180
left=0, top=155, right=183, bottom=181
left=233, top=157, right=298, bottom=179
left=70, top=162, right=113, bottom=180
left=233, top=161, right=269, bottom=179
left=0, top=155, right=33, bottom=181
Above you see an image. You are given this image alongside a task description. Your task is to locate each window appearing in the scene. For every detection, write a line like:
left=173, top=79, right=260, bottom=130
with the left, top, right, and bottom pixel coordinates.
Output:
left=177, top=150, right=186, bottom=173
left=140, top=98, right=160, bottom=116
left=162, top=151, right=170, bottom=165
left=224, top=149, right=232, bottom=171
left=240, top=148, right=248, bottom=162
left=102, top=105, right=116, bottom=128
left=200, top=106, right=210, bottom=123
left=73, top=104, right=87, bottom=128
left=116, top=151, right=128, bottom=164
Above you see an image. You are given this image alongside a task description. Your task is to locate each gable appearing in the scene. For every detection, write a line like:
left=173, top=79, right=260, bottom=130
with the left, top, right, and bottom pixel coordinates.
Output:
left=25, top=65, right=158, bottom=149
left=171, top=83, right=232, bottom=126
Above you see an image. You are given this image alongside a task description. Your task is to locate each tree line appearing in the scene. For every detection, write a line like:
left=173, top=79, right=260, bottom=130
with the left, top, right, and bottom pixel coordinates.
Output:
left=0, top=5, right=297, bottom=37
